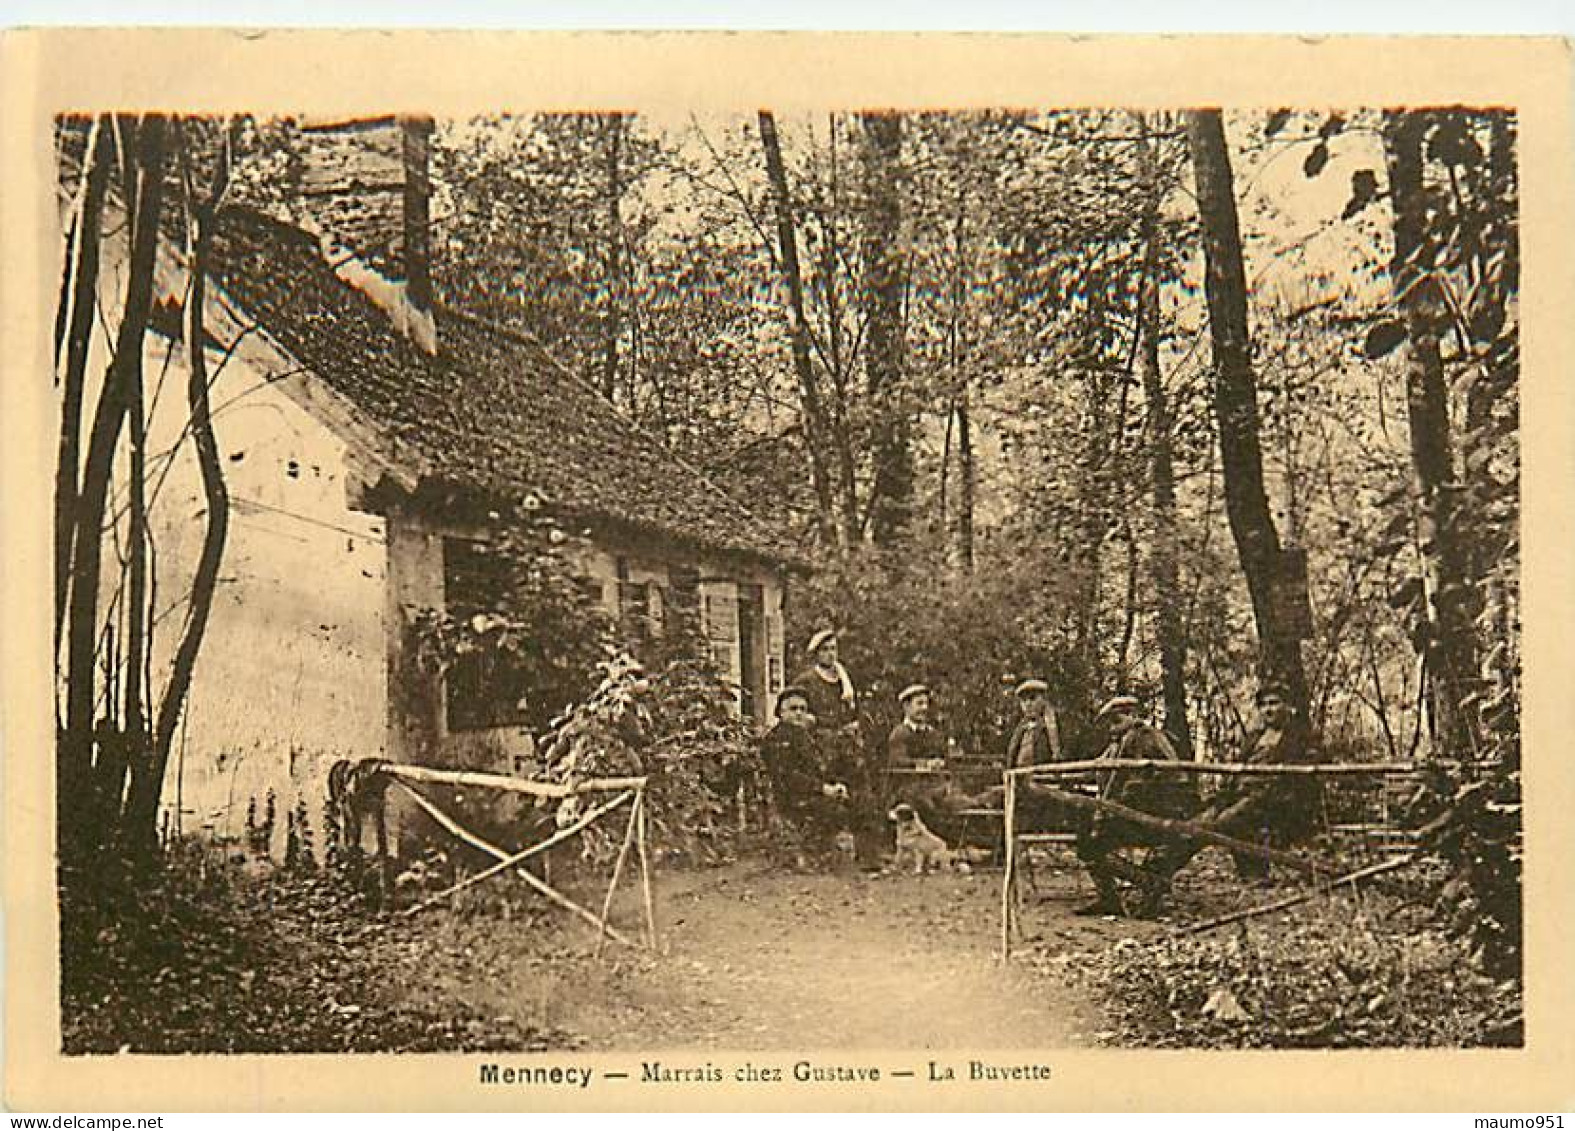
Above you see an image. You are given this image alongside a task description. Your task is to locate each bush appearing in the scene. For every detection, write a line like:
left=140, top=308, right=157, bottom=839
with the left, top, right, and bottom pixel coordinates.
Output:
left=532, top=644, right=760, bottom=866
left=404, top=503, right=759, bottom=864
left=786, top=542, right=1099, bottom=761
left=1412, top=762, right=1523, bottom=982
left=1038, top=894, right=1522, bottom=1048
left=60, top=841, right=573, bottom=1053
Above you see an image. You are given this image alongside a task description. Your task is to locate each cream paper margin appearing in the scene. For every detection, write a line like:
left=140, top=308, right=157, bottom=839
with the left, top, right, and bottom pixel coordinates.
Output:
left=2, top=29, right=1571, bottom=1114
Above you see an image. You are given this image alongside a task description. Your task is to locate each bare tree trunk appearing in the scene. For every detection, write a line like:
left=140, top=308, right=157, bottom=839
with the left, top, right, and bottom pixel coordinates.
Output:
left=956, top=392, right=976, bottom=571
left=1137, top=117, right=1193, bottom=757
left=859, top=111, right=912, bottom=546
left=1116, top=516, right=1140, bottom=675
left=1184, top=109, right=1311, bottom=720
left=938, top=396, right=953, bottom=535
left=55, top=117, right=114, bottom=658
left=130, top=122, right=234, bottom=851
left=62, top=115, right=167, bottom=855
left=54, top=221, right=76, bottom=368
left=1071, top=375, right=1111, bottom=679
left=759, top=111, right=838, bottom=546
left=601, top=114, right=624, bottom=404
left=125, top=293, right=150, bottom=776
left=824, top=115, right=846, bottom=383
left=945, top=184, right=977, bottom=572
left=1382, top=110, right=1484, bottom=760
left=119, top=116, right=151, bottom=777
left=818, top=115, right=861, bottom=540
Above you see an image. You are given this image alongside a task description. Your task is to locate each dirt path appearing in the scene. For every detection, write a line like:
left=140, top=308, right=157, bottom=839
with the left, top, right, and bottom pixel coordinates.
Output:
left=416, top=861, right=1164, bottom=1051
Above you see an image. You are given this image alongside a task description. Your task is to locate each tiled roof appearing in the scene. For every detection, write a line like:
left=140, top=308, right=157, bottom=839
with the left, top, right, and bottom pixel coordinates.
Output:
left=207, top=206, right=796, bottom=566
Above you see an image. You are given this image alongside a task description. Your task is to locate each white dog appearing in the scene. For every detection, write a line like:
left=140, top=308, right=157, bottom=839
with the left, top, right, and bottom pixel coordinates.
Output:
left=888, top=802, right=956, bottom=874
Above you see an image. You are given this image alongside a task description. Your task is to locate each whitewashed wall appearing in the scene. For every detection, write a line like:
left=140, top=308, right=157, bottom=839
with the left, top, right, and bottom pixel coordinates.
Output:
left=134, top=331, right=389, bottom=857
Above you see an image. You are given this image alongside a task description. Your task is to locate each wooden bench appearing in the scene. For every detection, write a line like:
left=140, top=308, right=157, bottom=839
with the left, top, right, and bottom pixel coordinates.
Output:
left=956, top=806, right=1079, bottom=868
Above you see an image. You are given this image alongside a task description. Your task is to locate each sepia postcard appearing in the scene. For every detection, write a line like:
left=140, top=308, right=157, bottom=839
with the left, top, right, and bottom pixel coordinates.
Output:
left=3, top=29, right=1573, bottom=1113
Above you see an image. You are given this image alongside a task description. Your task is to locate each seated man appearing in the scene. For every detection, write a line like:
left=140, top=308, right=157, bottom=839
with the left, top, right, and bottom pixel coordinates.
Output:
left=790, top=629, right=883, bottom=870
left=886, top=684, right=946, bottom=772
left=1005, top=678, right=1065, bottom=768
left=949, top=678, right=1072, bottom=842
left=760, top=686, right=854, bottom=862
left=1074, top=695, right=1197, bottom=916
left=1225, top=680, right=1320, bottom=876
left=1144, top=680, right=1318, bottom=891
left=884, top=683, right=969, bottom=843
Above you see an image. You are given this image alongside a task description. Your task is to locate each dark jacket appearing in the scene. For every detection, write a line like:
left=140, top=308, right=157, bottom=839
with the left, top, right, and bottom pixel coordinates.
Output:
left=1100, top=723, right=1197, bottom=818
left=790, top=665, right=857, bottom=730
left=760, top=721, right=843, bottom=815
left=887, top=720, right=945, bottom=771
left=1217, top=722, right=1318, bottom=838
left=1004, top=712, right=1064, bottom=769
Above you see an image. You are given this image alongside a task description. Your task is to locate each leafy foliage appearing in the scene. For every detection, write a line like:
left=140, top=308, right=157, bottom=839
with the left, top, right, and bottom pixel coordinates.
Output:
left=407, top=504, right=613, bottom=735
left=534, top=633, right=762, bottom=865
left=404, top=505, right=760, bottom=863
left=1412, top=764, right=1523, bottom=980
left=786, top=537, right=1103, bottom=760
left=1037, top=888, right=1521, bottom=1048
left=59, top=844, right=575, bottom=1053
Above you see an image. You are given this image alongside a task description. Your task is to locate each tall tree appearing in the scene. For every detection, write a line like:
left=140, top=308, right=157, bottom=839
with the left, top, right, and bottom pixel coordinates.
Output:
left=601, top=113, right=625, bottom=403
left=1380, top=110, right=1486, bottom=760
left=54, top=117, right=114, bottom=658
left=759, top=110, right=839, bottom=546
left=859, top=111, right=913, bottom=545
left=126, top=121, right=236, bottom=850
left=1184, top=109, right=1311, bottom=720
left=54, top=115, right=250, bottom=858
left=1136, top=114, right=1193, bottom=757
left=61, top=114, right=167, bottom=855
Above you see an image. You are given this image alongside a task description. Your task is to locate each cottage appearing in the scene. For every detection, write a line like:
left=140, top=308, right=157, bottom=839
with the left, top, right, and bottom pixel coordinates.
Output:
left=100, top=117, right=795, bottom=858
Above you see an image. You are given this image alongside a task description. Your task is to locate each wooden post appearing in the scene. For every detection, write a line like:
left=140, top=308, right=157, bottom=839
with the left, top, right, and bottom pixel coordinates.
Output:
left=594, top=798, right=642, bottom=958
left=635, top=788, right=658, bottom=950
left=511, top=854, right=637, bottom=947
left=374, top=789, right=391, bottom=908
left=1000, top=771, right=1017, bottom=961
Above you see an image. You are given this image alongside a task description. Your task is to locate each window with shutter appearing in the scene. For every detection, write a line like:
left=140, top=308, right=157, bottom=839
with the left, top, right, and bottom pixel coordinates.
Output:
left=766, top=612, right=784, bottom=692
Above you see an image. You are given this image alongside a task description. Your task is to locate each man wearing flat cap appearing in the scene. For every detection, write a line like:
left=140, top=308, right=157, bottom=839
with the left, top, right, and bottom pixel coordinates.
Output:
left=1216, top=680, right=1306, bottom=879
left=887, top=684, right=945, bottom=772
left=1073, top=695, right=1197, bottom=916
left=760, top=685, right=854, bottom=863
left=883, top=683, right=968, bottom=842
left=971, top=677, right=1073, bottom=836
left=790, top=629, right=883, bottom=869
left=1005, top=678, right=1064, bottom=770
left=1143, top=678, right=1317, bottom=890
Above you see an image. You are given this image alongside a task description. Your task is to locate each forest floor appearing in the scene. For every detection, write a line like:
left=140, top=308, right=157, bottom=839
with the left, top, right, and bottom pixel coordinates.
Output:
left=387, top=857, right=1147, bottom=1051
left=61, top=846, right=1147, bottom=1053
left=61, top=845, right=1519, bottom=1054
